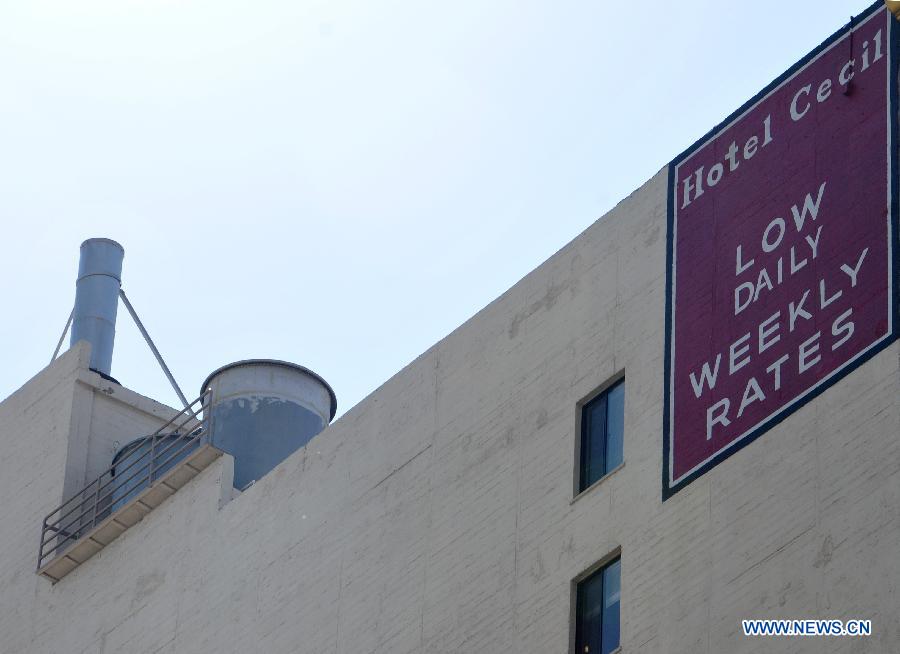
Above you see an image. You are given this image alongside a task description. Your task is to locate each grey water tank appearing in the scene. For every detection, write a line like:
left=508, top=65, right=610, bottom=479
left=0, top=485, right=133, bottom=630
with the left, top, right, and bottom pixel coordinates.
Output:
left=109, top=433, right=201, bottom=512
left=201, top=360, right=337, bottom=490
left=70, top=238, right=124, bottom=376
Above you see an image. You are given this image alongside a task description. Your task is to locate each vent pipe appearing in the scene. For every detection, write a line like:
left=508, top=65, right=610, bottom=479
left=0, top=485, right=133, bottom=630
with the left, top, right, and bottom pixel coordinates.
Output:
left=201, top=360, right=337, bottom=490
left=70, top=238, right=124, bottom=377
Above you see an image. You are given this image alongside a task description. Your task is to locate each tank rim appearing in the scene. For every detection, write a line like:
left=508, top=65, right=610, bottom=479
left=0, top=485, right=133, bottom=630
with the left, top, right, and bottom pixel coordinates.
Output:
left=111, top=433, right=190, bottom=466
left=111, top=436, right=148, bottom=467
left=80, top=237, right=125, bottom=251
left=200, top=359, right=337, bottom=421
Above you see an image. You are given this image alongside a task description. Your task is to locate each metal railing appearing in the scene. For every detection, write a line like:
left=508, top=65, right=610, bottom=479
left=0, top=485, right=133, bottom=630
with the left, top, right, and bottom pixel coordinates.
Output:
left=37, top=390, right=212, bottom=572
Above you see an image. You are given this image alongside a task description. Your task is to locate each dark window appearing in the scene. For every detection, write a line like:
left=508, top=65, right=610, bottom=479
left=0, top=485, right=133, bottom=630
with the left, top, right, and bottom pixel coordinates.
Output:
left=579, top=379, right=624, bottom=492
left=575, top=558, right=621, bottom=654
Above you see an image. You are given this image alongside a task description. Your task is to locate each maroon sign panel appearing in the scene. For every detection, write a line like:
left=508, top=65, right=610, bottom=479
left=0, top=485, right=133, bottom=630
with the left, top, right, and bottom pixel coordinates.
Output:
left=663, top=5, right=898, bottom=499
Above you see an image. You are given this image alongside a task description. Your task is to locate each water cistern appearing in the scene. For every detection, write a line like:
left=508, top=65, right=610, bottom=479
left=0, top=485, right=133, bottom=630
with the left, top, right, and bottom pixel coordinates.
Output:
left=110, top=434, right=201, bottom=512
left=201, top=360, right=337, bottom=490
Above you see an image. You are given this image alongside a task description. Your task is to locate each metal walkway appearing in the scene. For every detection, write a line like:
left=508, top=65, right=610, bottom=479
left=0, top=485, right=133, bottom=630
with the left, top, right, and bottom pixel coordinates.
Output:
left=37, top=391, right=222, bottom=583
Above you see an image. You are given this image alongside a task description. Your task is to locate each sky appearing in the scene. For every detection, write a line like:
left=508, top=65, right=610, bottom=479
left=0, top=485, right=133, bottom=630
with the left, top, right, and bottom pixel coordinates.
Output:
left=0, top=0, right=878, bottom=416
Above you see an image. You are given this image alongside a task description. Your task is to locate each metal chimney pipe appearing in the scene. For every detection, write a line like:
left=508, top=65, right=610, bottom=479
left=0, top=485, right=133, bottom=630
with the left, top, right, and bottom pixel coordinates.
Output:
left=70, top=238, right=124, bottom=376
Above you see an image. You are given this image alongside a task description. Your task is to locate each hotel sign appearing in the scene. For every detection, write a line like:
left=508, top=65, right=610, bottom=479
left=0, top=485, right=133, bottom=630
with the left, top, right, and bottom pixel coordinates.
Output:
left=663, top=4, right=899, bottom=499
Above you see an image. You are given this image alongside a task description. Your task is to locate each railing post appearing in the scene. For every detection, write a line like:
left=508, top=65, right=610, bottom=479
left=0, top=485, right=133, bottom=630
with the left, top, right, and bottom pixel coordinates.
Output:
left=149, top=430, right=157, bottom=484
left=37, top=518, right=48, bottom=571
left=203, top=390, right=212, bottom=445
left=90, top=478, right=101, bottom=530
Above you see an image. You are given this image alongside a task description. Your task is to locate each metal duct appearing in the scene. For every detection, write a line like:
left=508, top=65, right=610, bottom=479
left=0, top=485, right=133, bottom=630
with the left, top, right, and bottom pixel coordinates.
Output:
left=70, top=238, right=124, bottom=376
left=201, top=360, right=337, bottom=490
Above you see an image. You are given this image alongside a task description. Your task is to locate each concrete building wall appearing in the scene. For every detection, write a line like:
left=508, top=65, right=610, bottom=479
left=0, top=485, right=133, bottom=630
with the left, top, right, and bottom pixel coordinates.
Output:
left=0, top=167, right=898, bottom=654
left=0, top=346, right=81, bottom=654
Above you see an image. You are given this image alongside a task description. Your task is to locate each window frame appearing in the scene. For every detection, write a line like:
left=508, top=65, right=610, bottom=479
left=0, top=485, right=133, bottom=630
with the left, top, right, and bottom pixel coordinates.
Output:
left=570, top=551, right=622, bottom=654
left=574, top=374, right=625, bottom=497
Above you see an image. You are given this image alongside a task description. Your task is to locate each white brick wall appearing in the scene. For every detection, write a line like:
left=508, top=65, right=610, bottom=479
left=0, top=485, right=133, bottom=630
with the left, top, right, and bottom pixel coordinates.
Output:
left=1, top=167, right=898, bottom=653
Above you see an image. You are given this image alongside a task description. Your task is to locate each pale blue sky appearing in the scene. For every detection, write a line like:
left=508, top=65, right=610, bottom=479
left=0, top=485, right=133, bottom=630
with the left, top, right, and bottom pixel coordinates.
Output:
left=0, top=0, right=875, bottom=414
